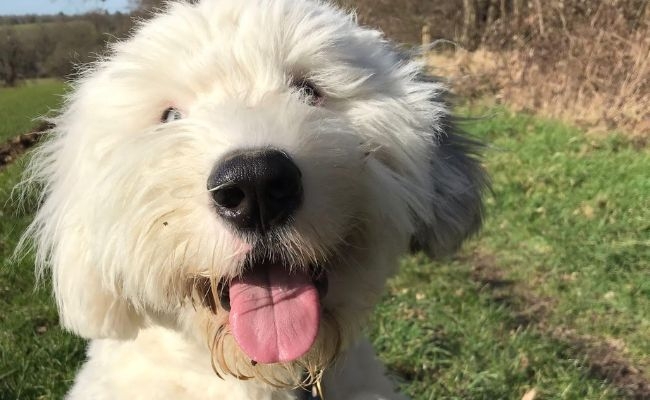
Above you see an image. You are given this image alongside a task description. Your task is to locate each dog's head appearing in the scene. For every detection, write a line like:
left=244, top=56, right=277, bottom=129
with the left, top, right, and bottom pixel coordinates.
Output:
left=23, top=0, right=486, bottom=388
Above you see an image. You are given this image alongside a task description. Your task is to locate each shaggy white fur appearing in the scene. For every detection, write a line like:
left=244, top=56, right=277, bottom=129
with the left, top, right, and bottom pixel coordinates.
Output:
left=22, top=0, right=486, bottom=398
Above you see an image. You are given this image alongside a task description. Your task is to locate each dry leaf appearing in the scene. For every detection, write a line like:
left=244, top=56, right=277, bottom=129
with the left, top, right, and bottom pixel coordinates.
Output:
left=522, top=388, right=537, bottom=400
left=582, top=204, right=595, bottom=219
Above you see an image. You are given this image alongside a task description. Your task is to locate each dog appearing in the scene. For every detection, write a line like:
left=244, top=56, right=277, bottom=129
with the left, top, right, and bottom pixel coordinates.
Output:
left=22, top=0, right=487, bottom=398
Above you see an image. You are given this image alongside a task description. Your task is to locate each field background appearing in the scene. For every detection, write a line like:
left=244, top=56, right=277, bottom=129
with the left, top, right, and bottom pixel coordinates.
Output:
left=1, top=79, right=648, bottom=399
left=1, top=0, right=649, bottom=398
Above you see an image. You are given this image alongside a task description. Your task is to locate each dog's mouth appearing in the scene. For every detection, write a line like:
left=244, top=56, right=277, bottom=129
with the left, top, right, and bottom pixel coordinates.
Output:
left=200, top=258, right=329, bottom=365
left=216, top=261, right=328, bottom=312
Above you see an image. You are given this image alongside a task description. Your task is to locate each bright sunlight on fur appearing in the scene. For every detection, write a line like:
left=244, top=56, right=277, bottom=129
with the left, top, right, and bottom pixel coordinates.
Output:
left=20, top=0, right=487, bottom=398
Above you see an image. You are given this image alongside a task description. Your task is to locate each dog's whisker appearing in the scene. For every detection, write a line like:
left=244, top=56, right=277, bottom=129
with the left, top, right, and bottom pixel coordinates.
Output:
left=206, top=182, right=236, bottom=193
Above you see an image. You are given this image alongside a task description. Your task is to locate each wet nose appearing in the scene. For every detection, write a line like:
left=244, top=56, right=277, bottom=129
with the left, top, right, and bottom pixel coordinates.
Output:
left=207, top=149, right=303, bottom=233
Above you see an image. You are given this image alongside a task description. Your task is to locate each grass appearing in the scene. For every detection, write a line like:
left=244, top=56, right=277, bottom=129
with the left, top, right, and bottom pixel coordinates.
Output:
left=371, top=108, right=649, bottom=399
left=0, top=81, right=648, bottom=399
left=0, top=161, right=86, bottom=400
left=0, top=79, right=67, bottom=142
left=0, top=80, right=82, bottom=400
left=371, top=256, right=619, bottom=399
left=471, top=109, right=649, bottom=363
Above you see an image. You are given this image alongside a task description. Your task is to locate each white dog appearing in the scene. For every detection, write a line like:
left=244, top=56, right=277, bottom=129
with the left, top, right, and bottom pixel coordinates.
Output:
left=22, top=0, right=486, bottom=398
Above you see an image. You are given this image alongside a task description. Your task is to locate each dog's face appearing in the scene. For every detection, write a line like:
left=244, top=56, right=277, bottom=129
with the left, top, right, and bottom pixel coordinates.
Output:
left=25, top=0, right=485, bottom=388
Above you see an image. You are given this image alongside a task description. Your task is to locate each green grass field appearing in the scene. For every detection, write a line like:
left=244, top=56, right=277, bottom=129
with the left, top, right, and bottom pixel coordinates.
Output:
left=0, top=79, right=67, bottom=141
left=1, top=82, right=648, bottom=399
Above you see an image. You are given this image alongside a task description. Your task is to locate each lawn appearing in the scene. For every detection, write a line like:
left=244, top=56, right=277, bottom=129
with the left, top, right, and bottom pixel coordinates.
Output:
left=0, top=79, right=67, bottom=142
left=372, top=109, right=649, bottom=399
left=0, top=81, right=648, bottom=399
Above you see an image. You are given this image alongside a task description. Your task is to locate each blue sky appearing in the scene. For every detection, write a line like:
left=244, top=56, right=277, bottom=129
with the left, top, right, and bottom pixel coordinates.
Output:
left=0, top=0, right=132, bottom=15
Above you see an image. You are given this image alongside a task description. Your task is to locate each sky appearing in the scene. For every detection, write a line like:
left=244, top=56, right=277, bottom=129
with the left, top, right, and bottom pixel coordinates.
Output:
left=0, top=0, right=132, bottom=16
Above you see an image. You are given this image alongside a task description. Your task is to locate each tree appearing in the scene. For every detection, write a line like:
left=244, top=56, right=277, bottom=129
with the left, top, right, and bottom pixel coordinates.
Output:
left=129, top=0, right=201, bottom=13
left=0, top=27, right=25, bottom=86
left=44, top=20, right=100, bottom=77
left=129, top=0, right=167, bottom=12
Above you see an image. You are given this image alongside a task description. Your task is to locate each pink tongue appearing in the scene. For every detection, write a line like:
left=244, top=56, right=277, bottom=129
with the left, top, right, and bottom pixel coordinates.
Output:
left=229, top=263, right=320, bottom=364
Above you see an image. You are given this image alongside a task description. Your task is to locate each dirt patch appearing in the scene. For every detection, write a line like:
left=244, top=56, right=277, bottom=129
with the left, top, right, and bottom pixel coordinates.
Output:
left=469, top=251, right=552, bottom=328
left=551, top=327, right=650, bottom=400
left=465, top=249, right=650, bottom=399
left=0, top=121, right=52, bottom=170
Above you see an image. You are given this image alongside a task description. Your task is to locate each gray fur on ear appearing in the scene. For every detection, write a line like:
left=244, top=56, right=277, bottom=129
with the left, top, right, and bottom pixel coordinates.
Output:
left=411, top=113, right=489, bottom=258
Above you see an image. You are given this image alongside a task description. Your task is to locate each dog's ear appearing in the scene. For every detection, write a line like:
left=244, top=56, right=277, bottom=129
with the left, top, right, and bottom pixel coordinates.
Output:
left=20, top=133, right=144, bottom=340
left=49, top=235, right=144, bottom=339
left=31, top=222, right=144, bottom=339
left=410, top=101, right=489, bottom=259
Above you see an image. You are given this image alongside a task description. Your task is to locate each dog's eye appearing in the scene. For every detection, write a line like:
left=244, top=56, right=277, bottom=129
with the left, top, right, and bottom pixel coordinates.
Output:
left=161, top=107, right=183, bottom=123
left=294, top=79, right=324, bottom=106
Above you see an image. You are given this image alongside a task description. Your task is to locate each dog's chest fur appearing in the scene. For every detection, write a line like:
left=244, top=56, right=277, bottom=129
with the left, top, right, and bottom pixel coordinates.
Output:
left=65, top=327, right=408, bottom=400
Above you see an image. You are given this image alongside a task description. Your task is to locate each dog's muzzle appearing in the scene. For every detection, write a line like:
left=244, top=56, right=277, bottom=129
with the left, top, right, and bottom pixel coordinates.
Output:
left=207, top=148, right=303, bottom=233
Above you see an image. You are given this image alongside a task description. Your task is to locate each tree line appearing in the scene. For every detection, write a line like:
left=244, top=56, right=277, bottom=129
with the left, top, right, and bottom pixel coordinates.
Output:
left=0, top=12, right=132, bottom=86
left=1, top=0, right=647, bottom=86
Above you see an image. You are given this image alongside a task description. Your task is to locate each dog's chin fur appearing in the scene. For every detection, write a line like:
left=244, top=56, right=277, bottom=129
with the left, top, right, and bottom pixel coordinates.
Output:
left=196, top=306, right=342, bottom=388
left=177, top=221, right=395, bottom=389
left=20, top=0, right=487, bottom=398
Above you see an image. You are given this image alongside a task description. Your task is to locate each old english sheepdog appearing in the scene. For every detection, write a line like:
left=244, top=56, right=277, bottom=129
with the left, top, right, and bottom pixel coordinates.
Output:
left=22, top=0, right=487, bottom=398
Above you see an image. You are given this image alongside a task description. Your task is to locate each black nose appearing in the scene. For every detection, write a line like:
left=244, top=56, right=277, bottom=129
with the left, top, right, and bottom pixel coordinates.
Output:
left=208, top=149, right=303, bottom=233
